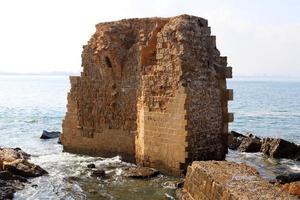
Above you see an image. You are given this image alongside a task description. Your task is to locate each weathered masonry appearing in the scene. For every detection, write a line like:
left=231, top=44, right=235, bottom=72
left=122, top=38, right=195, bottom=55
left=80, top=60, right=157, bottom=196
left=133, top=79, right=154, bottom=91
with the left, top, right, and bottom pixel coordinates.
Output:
left=61, top=15, right=233, bottom=175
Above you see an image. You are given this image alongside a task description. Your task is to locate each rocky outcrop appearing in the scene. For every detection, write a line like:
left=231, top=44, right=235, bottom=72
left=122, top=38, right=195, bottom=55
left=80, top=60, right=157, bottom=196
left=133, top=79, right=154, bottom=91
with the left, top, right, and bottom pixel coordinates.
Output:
left=261, top=138, right=299, bottom=159
left=0, top=147, right=48, bottom=199
left=178, top=161, right=296, bottom=200
left=61, top=15, right=233, bottom=175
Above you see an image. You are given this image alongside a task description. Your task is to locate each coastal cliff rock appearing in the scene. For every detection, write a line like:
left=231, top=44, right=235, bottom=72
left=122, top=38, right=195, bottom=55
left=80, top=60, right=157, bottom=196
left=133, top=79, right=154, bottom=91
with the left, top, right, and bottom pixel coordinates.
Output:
left=61, top=15, right=233, bottom=175
left=178, top=161, right=297, bottom=200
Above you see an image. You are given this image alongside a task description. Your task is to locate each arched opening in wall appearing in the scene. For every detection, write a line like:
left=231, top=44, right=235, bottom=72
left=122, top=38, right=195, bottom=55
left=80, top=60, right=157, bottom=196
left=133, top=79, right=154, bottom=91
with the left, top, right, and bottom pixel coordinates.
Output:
left=105, top=56, right=112, bottom=68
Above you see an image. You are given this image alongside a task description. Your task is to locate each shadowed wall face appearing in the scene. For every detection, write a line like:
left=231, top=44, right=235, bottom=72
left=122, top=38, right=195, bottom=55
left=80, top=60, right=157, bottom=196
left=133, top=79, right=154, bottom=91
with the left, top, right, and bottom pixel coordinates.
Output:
left=61, top=15, right=233, bottom=175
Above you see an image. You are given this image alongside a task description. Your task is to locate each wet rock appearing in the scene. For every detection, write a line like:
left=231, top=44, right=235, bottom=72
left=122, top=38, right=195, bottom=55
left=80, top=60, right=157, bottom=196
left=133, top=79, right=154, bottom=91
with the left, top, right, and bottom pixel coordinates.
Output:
left=238, top=137, right=261, bottom=152
left=228, top=131, right=246, bottom=150
left=87, top=163, right=96, bottom=169
left=88, top=189, right=97, bottom=194
left=0, top=179, right=24, bottom=200
left=0, top=147, right=47, bottom=199
left=247, top=133, right=261, bottom=140
left=0, top=170, right=27, bottom=182
left=3, top=159, right=48, bottom=178
left=57, top=137, right=62, bottom=144
left=276, top=173, right=300, bottom=184
left=0, top=147, right=48, bottom=177
left=40, top=130, right=61, bottom=139
left=261, top=138, right=299, bottom=159
left=230, top=131, right=247, bottom=138
left=91, top=170, right=105, bottom=178
left=122, top=167, right=159, bottom=179
left=281, top=181, right=300, bottom=198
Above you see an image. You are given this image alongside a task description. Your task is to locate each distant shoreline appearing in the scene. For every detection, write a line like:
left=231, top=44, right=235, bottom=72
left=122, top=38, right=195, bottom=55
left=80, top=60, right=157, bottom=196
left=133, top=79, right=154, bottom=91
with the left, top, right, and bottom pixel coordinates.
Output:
left=0, top=72, right=80, bottom=76
left=1, top=73, right=299, bottom=82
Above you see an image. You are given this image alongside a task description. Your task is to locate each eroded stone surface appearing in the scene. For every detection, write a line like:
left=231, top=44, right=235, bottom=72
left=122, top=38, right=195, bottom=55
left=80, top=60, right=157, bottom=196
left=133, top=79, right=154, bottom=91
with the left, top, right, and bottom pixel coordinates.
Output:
left=61, top=14, right=233, bottom=175
left=180, top=161, right=296, bottom=200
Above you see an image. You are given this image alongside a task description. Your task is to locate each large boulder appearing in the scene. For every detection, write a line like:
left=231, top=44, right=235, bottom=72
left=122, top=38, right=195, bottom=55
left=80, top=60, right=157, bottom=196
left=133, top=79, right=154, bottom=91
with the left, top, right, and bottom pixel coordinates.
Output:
left=238, top=137, right=261, bottom=152
left=122, top=167, right=159, bottom=179
left=40, top=130, right=61, bottom=139
left=261, top=138, right=299, bottom=159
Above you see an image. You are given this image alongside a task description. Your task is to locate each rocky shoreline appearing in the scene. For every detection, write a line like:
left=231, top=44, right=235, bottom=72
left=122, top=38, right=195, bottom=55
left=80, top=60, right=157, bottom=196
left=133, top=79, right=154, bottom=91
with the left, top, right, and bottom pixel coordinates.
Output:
left=0, top=147, right=48, bottom=199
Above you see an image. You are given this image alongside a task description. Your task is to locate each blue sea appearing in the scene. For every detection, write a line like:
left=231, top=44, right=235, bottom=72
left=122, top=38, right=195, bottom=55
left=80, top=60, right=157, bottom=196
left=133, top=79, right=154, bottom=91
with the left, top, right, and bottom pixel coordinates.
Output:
left=0, top=75, right=299, bottom=199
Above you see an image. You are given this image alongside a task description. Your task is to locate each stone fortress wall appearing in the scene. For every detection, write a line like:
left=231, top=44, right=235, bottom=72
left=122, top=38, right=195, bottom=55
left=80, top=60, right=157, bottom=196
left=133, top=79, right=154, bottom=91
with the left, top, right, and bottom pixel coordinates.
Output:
left=61, top=15, right=233, bottom=175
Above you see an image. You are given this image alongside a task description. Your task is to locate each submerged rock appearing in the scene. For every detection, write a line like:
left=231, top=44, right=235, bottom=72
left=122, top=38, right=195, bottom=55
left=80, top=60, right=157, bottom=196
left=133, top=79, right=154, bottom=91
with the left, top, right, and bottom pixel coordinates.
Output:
left=261, top=138, right=299, bottom=159
left=40, top=130, right=61, bottom=139
left=87, top=163, right=96, bottom=169
left=122, top=167, right=159, bottom=179
left=91, top=170, right=105, bottom=178
left=238, top=137, right=261, bottom=152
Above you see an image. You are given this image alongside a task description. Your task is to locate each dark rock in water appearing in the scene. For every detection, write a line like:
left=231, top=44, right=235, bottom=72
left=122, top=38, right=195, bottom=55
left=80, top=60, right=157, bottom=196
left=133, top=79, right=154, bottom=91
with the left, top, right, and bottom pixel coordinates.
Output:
left=0, top=170, right=27, bottom=182
left=57, top=137, right=62, bottom=144
left=247, top=133, right=261, bottom=140
left=238, top=137, right=261, bottom=152
left=87, top=163, right=96, bottom=169
left=122, top=167, right=159, bottom=179
left=91, top=170, right=105, bottom=178
left=261, top=138, right=299, bottom=159
left=228, top=131, right=247, bottom=150
left=229, top=137, right=244, bottom=150
left=176, top=181, right=184, bottom=188
left=230, top=131, right=247, bottom=138
left=40, top=130, right=61, bottom=139
left=276, top=173, right=300, bottom=184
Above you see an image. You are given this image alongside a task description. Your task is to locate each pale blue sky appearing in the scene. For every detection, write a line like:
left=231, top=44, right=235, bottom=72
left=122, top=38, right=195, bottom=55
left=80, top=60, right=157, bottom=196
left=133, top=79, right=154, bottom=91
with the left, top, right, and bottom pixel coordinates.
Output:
left=0, top=0, right=299, bottom=77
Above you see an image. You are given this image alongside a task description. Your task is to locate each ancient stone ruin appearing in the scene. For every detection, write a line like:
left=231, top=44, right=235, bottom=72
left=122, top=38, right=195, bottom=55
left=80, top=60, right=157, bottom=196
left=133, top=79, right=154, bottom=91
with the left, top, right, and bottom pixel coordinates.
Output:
left=61, top=14, right=233, bottom=175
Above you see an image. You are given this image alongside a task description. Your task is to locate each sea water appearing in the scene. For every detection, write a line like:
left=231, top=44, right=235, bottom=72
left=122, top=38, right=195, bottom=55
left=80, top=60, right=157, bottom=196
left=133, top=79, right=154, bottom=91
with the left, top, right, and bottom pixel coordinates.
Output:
left=0, top=75, right=299, bottom=199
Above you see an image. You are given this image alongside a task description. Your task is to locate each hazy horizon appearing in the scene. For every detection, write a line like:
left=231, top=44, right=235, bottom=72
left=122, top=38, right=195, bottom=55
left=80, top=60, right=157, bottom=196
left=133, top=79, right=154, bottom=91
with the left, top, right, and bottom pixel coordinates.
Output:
left=0, top=0, right=299, bottom=77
